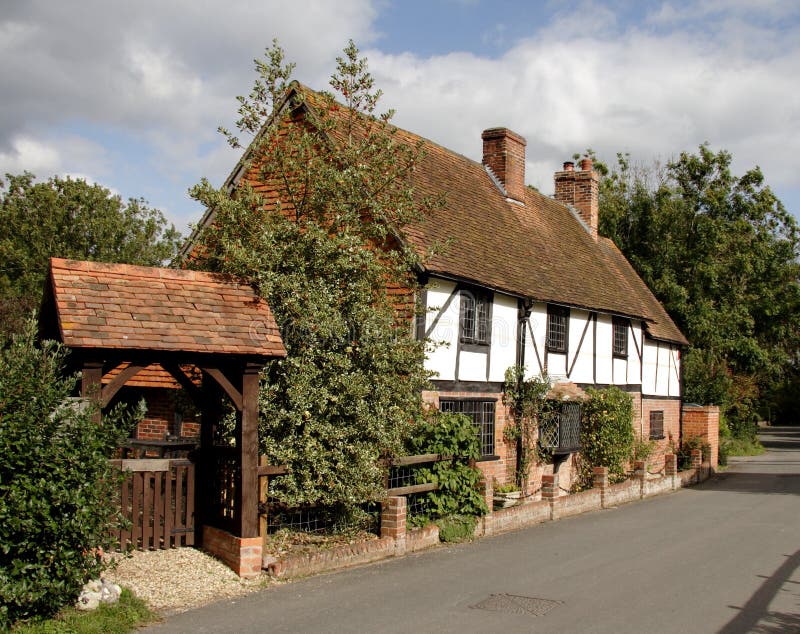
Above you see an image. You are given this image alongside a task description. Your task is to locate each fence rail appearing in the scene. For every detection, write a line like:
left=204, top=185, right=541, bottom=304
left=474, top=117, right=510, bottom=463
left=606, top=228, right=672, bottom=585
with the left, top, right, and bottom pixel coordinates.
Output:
left=112, top=458, right=195, bottom=550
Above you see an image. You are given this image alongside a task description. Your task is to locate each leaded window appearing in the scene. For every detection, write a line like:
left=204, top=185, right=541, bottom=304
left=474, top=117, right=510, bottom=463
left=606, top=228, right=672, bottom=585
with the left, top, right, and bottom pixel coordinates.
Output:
left=546, top=305, right=569, bottom=353
left=439, top=399, right=495, bottom=457
left=649, top=411, right=664, bottom=440
left=613, top=317, right=629, bottom=358
left=460, top=289, right=490, bottom=345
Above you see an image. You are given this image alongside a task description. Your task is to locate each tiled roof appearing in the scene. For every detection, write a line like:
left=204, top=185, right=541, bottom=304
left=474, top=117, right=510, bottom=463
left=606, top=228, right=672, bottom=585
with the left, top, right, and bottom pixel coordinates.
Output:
left=200, top=83, right=686, bottom=345
left=48, top=258, right=286, bottom=357
left=102, top=362, right=200, bottom=389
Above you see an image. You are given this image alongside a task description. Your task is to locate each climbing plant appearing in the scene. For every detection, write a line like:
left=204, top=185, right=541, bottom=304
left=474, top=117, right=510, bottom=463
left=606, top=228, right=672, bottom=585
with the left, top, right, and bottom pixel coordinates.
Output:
left=577, top=386, right=635, bottom=487
left=502, top=366, right=555, bottom=493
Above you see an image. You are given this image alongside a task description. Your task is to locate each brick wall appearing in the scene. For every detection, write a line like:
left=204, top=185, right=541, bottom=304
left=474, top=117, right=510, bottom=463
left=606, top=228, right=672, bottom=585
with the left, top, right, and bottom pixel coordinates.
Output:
left=202, top=525, right=262, bottom=578
left=641, top=397, right=681, bottom=468
left=682, top=405, right=720, bottom=469
left=118, top=387, right=200, bottom=441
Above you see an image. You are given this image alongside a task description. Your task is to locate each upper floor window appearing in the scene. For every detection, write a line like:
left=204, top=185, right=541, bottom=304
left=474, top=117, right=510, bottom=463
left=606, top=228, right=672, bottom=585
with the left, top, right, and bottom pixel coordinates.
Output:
left=649, top=411, right=665, bottom=440
left=460, top=288, right=490, bottom=345
left=613, top=317, right=629, bottom=358
left=546, top=305, right=569, bottom=353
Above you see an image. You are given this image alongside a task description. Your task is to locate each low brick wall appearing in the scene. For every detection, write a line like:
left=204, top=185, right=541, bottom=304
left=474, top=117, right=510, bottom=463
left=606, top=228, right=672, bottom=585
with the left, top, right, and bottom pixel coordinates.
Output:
left=268, top=536, right=396, bottom=579
left=407, top=525, right=440, bottom=553
left=552, top=488, right=601, bottom=519
left=202, top=526, right=262, bottom=579
left=643, top=475, right=674, bottom=498
left=604, top=479, right=641, bottom=507
left=482, top=499, right=550, bottom=536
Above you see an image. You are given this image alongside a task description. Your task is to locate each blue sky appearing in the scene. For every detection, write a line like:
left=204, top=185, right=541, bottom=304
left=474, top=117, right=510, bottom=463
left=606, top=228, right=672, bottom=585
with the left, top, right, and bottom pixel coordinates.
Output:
left=2, top=1, right=800, bottom=236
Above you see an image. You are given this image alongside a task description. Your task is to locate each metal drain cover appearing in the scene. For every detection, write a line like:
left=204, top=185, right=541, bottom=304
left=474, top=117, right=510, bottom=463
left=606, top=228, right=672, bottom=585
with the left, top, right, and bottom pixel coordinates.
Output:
left=471, top=594, right=562, bottom=617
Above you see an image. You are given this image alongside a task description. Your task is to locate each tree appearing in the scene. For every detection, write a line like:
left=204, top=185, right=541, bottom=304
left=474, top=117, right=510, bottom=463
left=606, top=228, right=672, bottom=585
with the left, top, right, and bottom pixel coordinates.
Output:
left=0, top=173, right=182, bottom=337
left=0, top=320, right=141, bottom=627
left=190, top=41, right=437, bottom=512
left=599, top=146, right=800, bottom=433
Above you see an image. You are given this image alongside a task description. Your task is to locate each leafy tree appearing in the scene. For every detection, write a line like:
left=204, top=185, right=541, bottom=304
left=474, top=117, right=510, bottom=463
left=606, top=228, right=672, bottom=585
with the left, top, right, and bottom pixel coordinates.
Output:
left=599, top=146, right=800, bottom=433
left=0, top=173, right=182, bottom=337
left=0, top=320, right=141, bottom=627
left=190, top=41, right=437, bottom=512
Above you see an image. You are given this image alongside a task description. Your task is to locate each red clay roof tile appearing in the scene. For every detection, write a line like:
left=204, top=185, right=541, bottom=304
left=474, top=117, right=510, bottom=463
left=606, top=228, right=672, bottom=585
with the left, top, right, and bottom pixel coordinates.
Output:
left=48, top=258, right=286, bottom=357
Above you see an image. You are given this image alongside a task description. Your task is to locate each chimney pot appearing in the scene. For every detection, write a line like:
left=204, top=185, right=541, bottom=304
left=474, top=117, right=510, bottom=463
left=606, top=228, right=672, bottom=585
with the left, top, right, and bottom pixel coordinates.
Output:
left=554, top=158, right=600, bottom=241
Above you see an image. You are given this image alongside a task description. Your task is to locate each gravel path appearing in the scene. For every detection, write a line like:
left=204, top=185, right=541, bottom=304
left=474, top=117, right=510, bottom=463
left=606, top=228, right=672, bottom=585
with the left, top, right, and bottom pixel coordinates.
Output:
left=105, top=548, right=274, bottom=614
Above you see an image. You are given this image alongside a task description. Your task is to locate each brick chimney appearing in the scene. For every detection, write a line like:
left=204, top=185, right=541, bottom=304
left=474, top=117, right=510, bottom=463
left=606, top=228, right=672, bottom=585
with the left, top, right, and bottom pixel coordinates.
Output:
left=482, top=128, right=527, bottom=203
left=554, top=157, right=599, bottom=240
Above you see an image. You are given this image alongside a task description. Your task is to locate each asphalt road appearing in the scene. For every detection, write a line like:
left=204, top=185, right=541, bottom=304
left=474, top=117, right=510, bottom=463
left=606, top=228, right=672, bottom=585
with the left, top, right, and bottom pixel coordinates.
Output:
left=146, top=427, right=800, bottom=633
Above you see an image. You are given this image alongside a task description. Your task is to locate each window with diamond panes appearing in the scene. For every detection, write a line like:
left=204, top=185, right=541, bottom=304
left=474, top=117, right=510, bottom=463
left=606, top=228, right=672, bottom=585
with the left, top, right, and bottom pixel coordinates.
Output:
left=460, top=289, right=490, bottom=345
left=649, top=411, right=664, bottom=440
left=546, top=305, right=568, bottom=353
left=613, top=317, right=629, bottom=358
left=439, top=399, right=495, bottom=457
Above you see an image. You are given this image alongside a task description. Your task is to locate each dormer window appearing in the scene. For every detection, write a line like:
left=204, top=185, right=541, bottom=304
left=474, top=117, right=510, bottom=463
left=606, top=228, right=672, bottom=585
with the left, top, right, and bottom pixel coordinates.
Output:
left=460, top=288, right=491, bottom=346
left=546, top=305, right=569, bottom=353
left=613, top=316, right=629, bottom=358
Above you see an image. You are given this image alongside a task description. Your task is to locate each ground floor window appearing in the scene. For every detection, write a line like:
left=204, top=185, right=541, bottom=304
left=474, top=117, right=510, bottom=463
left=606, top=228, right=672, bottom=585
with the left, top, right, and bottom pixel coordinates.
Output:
left=439, top=399, right=495, bottom=457
left=649, top=411, right=664, bottom=440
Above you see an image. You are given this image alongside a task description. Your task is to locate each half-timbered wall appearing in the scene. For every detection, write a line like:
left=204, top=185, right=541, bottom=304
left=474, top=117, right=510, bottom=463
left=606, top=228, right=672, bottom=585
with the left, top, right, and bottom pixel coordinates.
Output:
left=423, top=276, right=680, bottom=398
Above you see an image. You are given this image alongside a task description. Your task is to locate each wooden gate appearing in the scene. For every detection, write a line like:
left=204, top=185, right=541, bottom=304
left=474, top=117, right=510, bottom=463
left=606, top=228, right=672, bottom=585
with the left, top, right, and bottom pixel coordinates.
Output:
left=113, top=458, right=196, bottom=550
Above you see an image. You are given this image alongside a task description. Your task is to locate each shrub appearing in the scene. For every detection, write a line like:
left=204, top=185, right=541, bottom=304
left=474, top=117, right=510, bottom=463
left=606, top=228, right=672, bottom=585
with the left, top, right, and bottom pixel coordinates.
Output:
left=408, top=410, right=488, bottom=520
left=677, top=435, right=712, bottom=470
left=577, top=386, right=635, bottom=486
left=436, top=515, right=477, bottom=543
left=0, top=321, right=140, bottom=627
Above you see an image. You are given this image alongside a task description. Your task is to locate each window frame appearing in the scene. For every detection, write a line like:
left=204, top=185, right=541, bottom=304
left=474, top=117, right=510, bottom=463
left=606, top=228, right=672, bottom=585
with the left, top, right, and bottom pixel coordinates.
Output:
left=459, top=287, right=492, bottom=347
left=439, top=398, right=497, bottom=458
left=612, top=316, right=629, bottom=359
left=649, top=410, right=665, bottom=440
left=546, top=305, right=569, bottom=354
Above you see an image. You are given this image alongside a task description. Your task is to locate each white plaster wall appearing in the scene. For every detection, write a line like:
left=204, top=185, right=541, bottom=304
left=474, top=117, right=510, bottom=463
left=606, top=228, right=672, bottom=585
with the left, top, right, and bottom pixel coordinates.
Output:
left=459, top=350, right=488, bottom=382
left=423, top=278, right=458, bottom=381
left=595, top=313, right=613, bottom=384
left=567, top=309, right=594, bottom=384
left=523, top=303, right=548, bottom=378
left=488, top=292, right=519, bottom=382
left=628, top=321, right=643, bottom=384
left=669, top=346, right=681, bottom=396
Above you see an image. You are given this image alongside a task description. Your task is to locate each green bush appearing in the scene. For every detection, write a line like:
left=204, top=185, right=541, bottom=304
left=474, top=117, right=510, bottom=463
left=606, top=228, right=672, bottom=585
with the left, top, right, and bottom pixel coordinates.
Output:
left=408, top=411, right=489, bottom=520
left=0, top=321, right=140, bottom=628
left=578, top=386, right=635, bottom=486
left=435, top=515, right=477, bottom=543
left=677, top=435, right=712, bottom=470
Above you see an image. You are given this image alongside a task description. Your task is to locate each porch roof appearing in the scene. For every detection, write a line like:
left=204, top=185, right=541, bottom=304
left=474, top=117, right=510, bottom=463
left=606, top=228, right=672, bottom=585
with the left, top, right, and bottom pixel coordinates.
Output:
left=44, top=258, right=286, bottom=358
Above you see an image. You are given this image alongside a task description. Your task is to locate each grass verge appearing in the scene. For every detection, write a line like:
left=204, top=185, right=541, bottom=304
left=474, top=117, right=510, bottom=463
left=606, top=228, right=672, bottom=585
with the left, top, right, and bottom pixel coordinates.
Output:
left=11, top=589, right=157, bottom=634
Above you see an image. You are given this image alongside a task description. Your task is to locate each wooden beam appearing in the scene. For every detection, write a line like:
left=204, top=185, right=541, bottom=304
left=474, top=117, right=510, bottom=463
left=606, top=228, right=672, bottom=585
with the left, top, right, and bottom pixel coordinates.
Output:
left=100, top=363, right=146, bottom=408
left=161, top=363, right=203, bottom=406
left=238, top=363, right=262, bottom=538
left=386, top=482, right=438, bottom=496
left=257, top=464, right=289, bottom=476
left=201, top=366, right=243, bottom=411
left=389, top=453, right=452, bottom=466
left=81, top=360, right=103, bottom=423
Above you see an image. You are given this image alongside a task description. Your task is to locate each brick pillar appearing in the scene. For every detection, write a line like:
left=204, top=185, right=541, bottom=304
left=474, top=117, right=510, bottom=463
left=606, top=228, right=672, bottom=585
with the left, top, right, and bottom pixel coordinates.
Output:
left=202, top=526, right=262, bottom=578
left=690, top=449, right=702, bottom=469
left=480, top=476, right=494, bottom=515
left=593, top=466, right=608, bottom=508
left=542, top=474, right=558, bottom=520
left=381, top=496, right=406, bottom=554
left=665, top=454, right=677, bottom=490
left=682, top=405, right=720, bottom=470
left=634, top=460, right=646, bottom=498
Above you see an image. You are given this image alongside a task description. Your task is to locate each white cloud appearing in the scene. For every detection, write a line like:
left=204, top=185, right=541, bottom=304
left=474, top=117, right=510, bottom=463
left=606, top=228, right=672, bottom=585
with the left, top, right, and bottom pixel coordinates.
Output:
left=365, top=7, right=800, bottom=202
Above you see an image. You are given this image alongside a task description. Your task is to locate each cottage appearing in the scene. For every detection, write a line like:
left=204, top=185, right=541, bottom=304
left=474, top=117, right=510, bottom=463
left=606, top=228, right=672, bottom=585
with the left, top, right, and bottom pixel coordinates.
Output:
left=189, top=83, right=689, bottom=491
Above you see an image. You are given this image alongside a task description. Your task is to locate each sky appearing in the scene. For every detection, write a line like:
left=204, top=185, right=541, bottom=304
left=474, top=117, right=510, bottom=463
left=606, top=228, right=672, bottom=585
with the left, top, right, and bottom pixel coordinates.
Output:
left=2, top=0, right=800, bottom=236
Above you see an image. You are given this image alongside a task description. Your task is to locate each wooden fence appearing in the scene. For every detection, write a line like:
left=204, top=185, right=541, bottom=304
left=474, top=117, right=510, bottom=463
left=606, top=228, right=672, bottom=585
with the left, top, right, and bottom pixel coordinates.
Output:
left=112, top=458, right=195, bottom=550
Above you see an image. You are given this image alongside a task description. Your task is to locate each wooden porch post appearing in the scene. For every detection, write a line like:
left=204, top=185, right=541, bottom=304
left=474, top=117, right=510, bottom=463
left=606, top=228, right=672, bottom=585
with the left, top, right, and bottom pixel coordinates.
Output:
left=81, top=360, right=104, bottom=423
left=238, top=362, right=262, bottom=538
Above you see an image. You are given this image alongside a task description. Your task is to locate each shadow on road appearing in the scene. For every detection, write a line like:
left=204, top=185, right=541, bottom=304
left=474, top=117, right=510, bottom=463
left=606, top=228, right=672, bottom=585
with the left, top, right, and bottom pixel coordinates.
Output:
left=717, top=549, right=800, bottom=634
